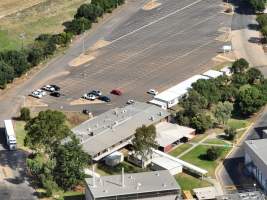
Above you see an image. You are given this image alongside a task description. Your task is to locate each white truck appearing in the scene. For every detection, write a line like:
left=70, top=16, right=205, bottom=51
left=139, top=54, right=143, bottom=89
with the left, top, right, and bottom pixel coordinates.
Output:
left=4, top=120, right=16, bottom=150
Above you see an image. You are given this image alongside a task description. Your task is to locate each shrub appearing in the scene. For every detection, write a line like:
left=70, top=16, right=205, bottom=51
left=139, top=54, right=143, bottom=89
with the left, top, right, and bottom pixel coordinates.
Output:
left=206, top=147, right=221, bottom=161
left=20, top=107, right=31, bottom=121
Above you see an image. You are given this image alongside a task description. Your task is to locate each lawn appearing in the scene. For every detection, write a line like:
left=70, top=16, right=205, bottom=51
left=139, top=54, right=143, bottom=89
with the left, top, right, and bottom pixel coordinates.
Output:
left=190, top=132, right=209, bottom=143
left=227, top=118, right=250, bottom=130
left=14, top=121, right=27, bottom=149
left=204, top=138, right=230, bottom=145
left=0, top=0, right=87, bottom=51
left=180, top=145, right=230, bottom=177
left=175, top=173, right=211, bottom=191
left=169, top=143, right=192, bottom=157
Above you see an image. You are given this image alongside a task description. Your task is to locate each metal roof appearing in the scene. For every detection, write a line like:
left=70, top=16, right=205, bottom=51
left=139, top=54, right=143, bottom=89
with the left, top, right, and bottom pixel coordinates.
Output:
left=193, top=186, right=217, bottom=200
left=245, top=139, right=267, bottom=166
left=85, top=170, right=180, bottom=198
left=155, top=122, right=195, bottom=147
left=4, top=120, right=16, bottom=139
left=202, top=70, right=224, bottom=78
left=72, top=102, right=169, bottom=157
left=154, top=75, right=209, bottom=102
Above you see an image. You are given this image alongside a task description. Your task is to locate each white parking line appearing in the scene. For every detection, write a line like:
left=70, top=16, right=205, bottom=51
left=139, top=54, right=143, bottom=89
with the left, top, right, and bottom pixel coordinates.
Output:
left=109, top=0, right=204, bottom=45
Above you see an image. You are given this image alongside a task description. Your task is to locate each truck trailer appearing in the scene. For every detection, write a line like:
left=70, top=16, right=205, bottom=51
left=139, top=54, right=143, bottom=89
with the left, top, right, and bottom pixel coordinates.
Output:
left=4, top=120, right=16, bottom=150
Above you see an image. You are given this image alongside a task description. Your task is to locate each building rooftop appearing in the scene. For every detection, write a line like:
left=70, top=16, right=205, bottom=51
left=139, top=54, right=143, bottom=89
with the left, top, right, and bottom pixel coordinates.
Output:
left=152, top=156, right=182, bottom=171
left=154, top=75, right=209, bottom=102
left=155, top=122, right=195, bottom=147
left=245, top=139, right=267, bottom=166
left=202, top=69, right=224, bottom=79
left=72, top=102, right=169, bottom=158
left=216, top=191, right=265, bottom=200
left=85, top=170, right=180, bottom=199
left=193, top=186, right=217, bottom=200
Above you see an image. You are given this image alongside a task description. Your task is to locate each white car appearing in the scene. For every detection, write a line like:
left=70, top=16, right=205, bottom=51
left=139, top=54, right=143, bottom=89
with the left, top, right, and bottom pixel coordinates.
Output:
left=42, top=85, right=55, bottom=92
left=83, top=93, right=96, bottom=100
left=36, top=89, right=47, bottom=96
left=147, top=89, right=158, bottom=95
left=30, top=91, right=42, bottom=99
left=127, top=100, right=135, bottom=105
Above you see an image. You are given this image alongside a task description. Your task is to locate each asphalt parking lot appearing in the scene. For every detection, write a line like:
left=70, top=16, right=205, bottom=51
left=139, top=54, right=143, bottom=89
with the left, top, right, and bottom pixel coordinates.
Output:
left=34, top=0, right=232, bottom=112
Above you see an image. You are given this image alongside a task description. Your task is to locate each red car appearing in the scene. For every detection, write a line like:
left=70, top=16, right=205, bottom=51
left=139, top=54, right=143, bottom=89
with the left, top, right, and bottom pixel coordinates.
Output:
left=111, top=89, right=122, bottom=96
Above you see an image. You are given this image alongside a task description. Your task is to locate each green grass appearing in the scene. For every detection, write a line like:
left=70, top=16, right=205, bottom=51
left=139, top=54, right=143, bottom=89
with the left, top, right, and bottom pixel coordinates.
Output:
left=227, top=118, right=250, bottom=130
left=0, top=30, right=20, bottom=51
left=190, top=133, right=209, bottom=143
left=14, top=121, right=27, bottom=149
left=204, top=138, right=229, bottom=145
left=169, top=143, right=192, bottom=157
left=175, top=173, right=211, bottom=191
left=96, top=161, right=147, bottom=176
left=180, top=145, right=230, bottom=177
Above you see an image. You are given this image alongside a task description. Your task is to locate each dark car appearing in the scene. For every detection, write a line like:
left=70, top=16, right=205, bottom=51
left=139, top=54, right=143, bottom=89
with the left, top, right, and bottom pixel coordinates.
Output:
left=50, top=91, right=61, bottom=97
left=90, top=90, right=102, bottom=96
left=50, top=84, right=60, bottom=91
left=111, top=89, right=122, bottom=96
left=99, top=96, right=111, bottom=102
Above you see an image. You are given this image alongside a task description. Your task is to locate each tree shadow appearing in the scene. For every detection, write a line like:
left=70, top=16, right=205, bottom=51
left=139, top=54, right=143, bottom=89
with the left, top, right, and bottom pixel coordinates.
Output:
left=198, top=154, right=208, bottom=161
left=64, top=194, right=85, bottom=200
left=252, top=126, right=267, bottom=139
left=248, top=37, right=262, bottom=44
left=247, top=23, right=259, bottom=30
left=223, top=0, right=254, bottom=15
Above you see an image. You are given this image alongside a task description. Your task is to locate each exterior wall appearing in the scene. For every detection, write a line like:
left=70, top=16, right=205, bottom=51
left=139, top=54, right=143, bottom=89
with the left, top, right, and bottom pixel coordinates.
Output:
left=167, top=98, right=179, bottom=108
left=244, top=144, right=267, bottom=192
left=163, top=144, right=173, bottom=153
left=85, top=186, right=94, bottom=200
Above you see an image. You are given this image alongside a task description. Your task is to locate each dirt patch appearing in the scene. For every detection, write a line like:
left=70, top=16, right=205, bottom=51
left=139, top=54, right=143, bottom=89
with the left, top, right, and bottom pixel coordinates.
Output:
left=89, top=39, right=110, bottom=51
left=142, top=0, right=161, bottom=11
left=64, top=111, right=90, bottom=128
left=70, top=98, right=104, bottom=105
left=68, top=51, right=99, bottom=67
left=212, top=53, right=235, bottom=66
left=24, top=96, right=48, bottom=108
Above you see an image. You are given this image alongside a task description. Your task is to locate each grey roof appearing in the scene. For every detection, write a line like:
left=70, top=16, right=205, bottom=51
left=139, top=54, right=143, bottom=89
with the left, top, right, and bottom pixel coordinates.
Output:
left=216, top=191, right=265, bottom=200
left=245, top=139, right=267, bottom=165
left=85, top=170, right=180, bottom=198
left=72, top=102, right=169, bottom=156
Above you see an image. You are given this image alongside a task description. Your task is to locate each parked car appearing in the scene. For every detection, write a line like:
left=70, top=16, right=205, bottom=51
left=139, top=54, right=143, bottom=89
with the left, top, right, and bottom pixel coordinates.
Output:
left=111, top=89, right=122, bottom=96
left=83, top=109, right=90, bottom=115
left=90, top=90, right=102, bottom=97
left=147, top=89, right=158, bottom=95
left=127, top=100, right=135, bottom=105
left=50, top=84, right=60, bottom=91
left=99, top=96, right=111, bottom=102
left=30, top=91, right=42, bottom=99
left=36, top=89, right=47, bottom=96
left=50, top=91, right=61, bottom=97
left=83, top=93, right=97, bottom=100
left=42, top=85, right=55, bottom=92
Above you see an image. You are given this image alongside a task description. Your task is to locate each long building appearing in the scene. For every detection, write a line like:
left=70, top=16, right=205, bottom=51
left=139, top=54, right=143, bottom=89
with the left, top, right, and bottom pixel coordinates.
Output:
left=244, top=139, right=267, bottom=192
left=72, top=102, right=170, bottom=161
left=85, top=170, right=181, bottom=200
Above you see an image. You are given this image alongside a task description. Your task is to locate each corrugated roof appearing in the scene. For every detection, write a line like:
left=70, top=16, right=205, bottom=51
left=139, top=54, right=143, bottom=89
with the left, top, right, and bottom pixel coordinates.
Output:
left=202, top=70, right=224, bottom=78
left=85, top=170, right=180, bottom=198
left=72, top=102, right=169, bottom=157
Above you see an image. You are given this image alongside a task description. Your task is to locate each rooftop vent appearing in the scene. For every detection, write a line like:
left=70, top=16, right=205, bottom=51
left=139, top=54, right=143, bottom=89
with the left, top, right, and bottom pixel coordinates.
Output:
left=150, top=116, right=154, bottom=121
left=162, top=183, right=167, bottom=187
left=158, top=112, right=162, bottom=116
left=90, top=132, right=94, bottom=136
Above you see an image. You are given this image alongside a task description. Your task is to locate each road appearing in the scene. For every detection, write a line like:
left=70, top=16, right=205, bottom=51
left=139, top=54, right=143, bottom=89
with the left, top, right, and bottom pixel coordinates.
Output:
left=0, top=0, right=232, bottom=198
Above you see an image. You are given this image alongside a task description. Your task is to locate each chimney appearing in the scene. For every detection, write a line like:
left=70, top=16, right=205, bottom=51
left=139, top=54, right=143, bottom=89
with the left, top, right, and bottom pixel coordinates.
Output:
left=121, top=167, right=125, bottom=187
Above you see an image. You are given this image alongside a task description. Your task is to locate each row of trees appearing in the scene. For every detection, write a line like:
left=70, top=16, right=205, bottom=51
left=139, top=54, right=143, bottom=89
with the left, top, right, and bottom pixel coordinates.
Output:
left=247, top=0, right=266, bottom=12
left=176, top=58, right=267, bottom=134
left=0, top=0, right=125, bottom=88
left=23, top=110, right=89, bottom=196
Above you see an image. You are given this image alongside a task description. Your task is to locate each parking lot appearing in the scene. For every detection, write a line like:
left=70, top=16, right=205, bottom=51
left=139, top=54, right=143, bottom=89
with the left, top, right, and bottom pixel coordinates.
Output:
left=32, top=0, right=232, bottom=112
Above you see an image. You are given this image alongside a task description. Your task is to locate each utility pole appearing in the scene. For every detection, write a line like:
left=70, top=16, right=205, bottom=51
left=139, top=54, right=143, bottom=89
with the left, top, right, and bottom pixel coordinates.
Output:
left=19, top=33, right=25, bottom=50
left=82, top=22, right=85, bottom=54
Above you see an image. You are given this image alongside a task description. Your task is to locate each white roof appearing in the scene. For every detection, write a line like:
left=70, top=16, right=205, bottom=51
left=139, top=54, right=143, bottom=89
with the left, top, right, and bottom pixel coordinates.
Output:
left=155, top=122, right=195, bottom=147
left=202, top=70, right=224, bottom=78
left=152, top=156, right=182, bottom=171
left=220, top=66, right=232, bottom=76
left=4, top=120, right=16, bottom=138
left=149, top=99, right=167, bottom=108
left=106, top=151, right=123, bottom=159
left=154, top=75, right=209, bottom=102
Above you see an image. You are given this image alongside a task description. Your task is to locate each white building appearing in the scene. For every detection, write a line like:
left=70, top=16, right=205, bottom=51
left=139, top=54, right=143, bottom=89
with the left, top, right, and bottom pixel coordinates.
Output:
left=149, top=75, right=210, bottom=109
left=202, top=70, right=224, bottom=79
left=244, top=139, right=267, bottom=192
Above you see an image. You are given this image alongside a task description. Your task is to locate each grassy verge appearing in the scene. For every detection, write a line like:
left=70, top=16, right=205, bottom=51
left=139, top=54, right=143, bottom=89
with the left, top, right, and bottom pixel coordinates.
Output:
left=180, top=145, right=230, bottom=177
left=0, top=0, right=87, bottom=51
left=169, top=143, right=192, bottom=157
left=14, top=120, right=27, bottom=150
left=175, top=173, right=211, bottom=191
left=227, top=118, right=250, bottom=130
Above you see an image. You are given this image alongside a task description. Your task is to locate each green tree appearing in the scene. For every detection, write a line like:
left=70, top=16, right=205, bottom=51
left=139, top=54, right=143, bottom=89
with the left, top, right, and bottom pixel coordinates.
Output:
left=191, top=79, right=221, bottom=104
left=234, top=86, right=265, bottom=115
left=132, top=125, right=157, bottom=160
left=190, top=113, right=213, bottom=134
left=224, top=127, right=237, bottom=141
left=248, top=0, right=265, bottom=12
left=27, top=45, right=45, bottom=66
left=231, top=73, right=249, bottom=87
left=75, top=4, right=104, bottom=22
left=64, top=17, right=92, bottom=35
left=231, top=58, right=249, bottom=74
left=0, top=61, right=15, bottom=88
left=24, top=110, right=71, bottom=153
left=246, top=68, right=264, bottom=84
left=53, top=137, right=89, bottom=190
left=213, top=101, right=233, bottom=126
left=206, top=147, right=221, bottom=161
left=20, top=107, right=31, bottom=121
left=220, top=85, right=238, bottom=102
left=256, top=14, right=267, bottom=27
